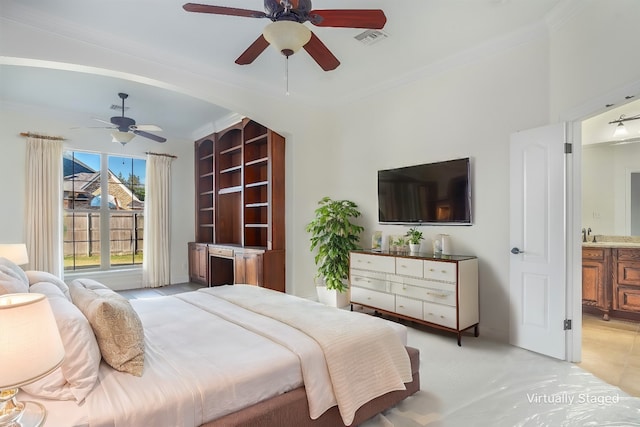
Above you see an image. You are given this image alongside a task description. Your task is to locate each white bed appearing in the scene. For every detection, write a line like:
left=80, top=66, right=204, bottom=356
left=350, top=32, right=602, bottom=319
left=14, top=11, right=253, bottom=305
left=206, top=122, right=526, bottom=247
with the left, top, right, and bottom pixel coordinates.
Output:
left=19, top=283, right=415, bottom=427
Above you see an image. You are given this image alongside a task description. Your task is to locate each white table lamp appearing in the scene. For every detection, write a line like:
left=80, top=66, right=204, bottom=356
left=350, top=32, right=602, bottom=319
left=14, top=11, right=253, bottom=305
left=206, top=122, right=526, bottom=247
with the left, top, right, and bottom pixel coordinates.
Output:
left=0, top=244, right=29, bottom=266
left=0, top=293, right=64, bottom=426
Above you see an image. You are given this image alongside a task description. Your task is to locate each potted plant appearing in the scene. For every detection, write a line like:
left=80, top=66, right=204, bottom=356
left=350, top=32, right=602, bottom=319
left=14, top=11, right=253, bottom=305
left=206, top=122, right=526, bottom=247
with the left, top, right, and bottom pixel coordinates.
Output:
left=406, top=227, right=423, bottom=252
left=306, top=197, right=364, bottom=306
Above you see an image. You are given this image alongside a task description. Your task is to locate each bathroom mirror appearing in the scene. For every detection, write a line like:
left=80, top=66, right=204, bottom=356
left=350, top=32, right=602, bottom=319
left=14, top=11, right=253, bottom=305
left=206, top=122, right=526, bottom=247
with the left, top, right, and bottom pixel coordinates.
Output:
left=582, top=142, right=640, bottom=236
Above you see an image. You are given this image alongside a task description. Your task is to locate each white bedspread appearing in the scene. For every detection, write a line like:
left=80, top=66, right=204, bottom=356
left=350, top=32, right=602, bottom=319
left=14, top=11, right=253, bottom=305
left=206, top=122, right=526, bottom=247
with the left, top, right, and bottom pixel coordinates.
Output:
left=86, top=295, right=303, bottom=427
left=201, top=285, right=413, bottom=425
left=24, top=286, right=411, bottom=427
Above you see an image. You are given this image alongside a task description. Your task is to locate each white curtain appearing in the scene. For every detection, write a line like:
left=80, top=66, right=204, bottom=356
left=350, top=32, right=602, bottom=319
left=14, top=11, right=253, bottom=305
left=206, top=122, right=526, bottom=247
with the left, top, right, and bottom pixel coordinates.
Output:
left=25, top=137, right=63, bottom=276
left=143, top=154, right=174, bottom=287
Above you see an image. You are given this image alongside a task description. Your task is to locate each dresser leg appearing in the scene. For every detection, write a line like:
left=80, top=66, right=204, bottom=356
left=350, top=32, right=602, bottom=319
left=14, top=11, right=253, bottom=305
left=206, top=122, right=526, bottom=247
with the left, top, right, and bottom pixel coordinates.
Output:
left=474, top=324, right=479, bottom=337
left=457, top=333, right=462, bottom=346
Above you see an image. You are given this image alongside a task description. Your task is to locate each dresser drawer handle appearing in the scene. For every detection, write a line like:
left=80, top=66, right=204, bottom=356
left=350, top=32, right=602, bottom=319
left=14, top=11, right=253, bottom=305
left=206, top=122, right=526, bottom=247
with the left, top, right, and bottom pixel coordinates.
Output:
left=398, top=305, right=404, bottom=308
left=428, top=268, right=435, bottom=272
left=441, top=270, right=447, bottom=274
left=426, top=292, right=448, bottom=298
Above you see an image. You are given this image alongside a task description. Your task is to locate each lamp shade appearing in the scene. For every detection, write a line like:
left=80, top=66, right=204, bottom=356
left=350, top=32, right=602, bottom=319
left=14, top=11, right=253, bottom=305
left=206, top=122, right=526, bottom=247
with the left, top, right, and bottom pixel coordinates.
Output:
left=111, top=131, right=136, bottom=145
left=0, top=293, right=65, bottom=389
left=263, top=21, right=312, bottom=57
left=613, top=122, right=628, bottom=137
left=0, top=244, right=29, bottom=266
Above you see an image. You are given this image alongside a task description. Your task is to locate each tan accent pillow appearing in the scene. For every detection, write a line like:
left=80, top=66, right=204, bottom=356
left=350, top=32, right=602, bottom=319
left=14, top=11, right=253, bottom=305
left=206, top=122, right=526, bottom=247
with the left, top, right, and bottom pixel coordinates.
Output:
left=69, top=282, right=145, bottom=376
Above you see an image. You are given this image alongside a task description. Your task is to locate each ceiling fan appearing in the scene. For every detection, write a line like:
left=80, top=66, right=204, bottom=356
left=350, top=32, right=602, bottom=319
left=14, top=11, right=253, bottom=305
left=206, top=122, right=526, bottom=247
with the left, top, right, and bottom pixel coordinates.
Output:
left=94, top=93, right=167, bottom=144
left=182, top=0, right=387, bottom=71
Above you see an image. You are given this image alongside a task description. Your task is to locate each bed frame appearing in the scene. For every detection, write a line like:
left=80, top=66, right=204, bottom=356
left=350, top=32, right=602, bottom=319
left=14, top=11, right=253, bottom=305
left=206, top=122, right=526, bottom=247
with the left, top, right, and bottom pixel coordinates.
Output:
left=202, top=346, right=420, bottom=427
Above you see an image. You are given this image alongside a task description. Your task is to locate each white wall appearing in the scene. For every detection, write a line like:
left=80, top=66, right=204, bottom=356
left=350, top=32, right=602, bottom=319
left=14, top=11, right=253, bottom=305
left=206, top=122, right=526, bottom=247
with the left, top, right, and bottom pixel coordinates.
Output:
left=3, top=1, right=640, bottom=342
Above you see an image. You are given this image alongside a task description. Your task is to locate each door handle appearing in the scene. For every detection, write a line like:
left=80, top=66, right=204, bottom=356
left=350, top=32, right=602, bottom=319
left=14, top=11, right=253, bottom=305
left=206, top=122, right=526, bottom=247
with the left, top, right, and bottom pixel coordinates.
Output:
left=511, top=247, right=524, bottom=254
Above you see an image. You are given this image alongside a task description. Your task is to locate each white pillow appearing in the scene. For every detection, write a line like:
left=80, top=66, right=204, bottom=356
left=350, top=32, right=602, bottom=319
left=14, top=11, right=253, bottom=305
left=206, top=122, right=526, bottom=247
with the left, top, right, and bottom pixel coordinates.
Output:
left=26, top=270, right=71, bottom=300
left=0, top=257, right=29, bottom=294
left=22, top=282, right=101, bottom=402
left=69, top=280, right=145, bottom=376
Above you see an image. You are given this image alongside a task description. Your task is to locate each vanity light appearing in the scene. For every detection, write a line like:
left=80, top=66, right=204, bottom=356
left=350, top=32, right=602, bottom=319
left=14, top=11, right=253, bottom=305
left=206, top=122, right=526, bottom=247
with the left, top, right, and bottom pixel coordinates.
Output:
left=613, top=122, right=628, bottom=137
left=609, top=114, right=640, bottom=137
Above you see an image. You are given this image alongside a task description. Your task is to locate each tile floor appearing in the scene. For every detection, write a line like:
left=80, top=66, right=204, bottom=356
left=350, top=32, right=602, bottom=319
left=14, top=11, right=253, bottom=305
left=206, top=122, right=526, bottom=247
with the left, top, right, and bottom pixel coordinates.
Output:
left=579, top=313, right=640, bottom=397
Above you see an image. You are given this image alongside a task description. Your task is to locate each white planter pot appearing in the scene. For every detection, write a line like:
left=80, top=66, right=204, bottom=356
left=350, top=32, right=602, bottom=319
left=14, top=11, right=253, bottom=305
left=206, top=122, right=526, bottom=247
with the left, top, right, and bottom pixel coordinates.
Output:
left=409, top=243, right=421, bottom=253
left=316, top=285, right=350, bottom=308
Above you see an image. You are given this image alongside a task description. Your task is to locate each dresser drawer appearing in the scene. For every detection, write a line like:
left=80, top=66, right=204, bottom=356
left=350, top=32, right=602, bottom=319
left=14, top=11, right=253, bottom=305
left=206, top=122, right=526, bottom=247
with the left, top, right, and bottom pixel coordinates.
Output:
left=349, top=270, right=391, bottom=293
left=396, top=296, right=423, bottom=319
left=350, top=253, right=395, bottom=274
left=582, top=247, right=607, bottom=261
left=350, top=287, right=395, bottom=312
left=391, top=282, right=456, bottom=306
left=209, top=246, right=234, bottom=258
left=395, top=257, right=423, bottom=278
left=423, top=261, right=456, bottom=282
left=423, top=301, right=457, bottom=329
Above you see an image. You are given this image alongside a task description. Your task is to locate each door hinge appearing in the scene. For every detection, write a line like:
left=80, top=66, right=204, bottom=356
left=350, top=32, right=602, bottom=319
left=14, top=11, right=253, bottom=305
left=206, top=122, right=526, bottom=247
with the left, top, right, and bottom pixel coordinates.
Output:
left=564, top=319, right=572, bottom=330
left=564, top=143, right=572, bottom=154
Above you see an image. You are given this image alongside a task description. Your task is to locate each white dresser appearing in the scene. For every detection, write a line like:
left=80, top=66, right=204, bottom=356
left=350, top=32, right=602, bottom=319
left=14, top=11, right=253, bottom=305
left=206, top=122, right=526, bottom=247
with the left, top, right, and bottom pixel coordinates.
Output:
left=349, top=250, right=479, bottom=346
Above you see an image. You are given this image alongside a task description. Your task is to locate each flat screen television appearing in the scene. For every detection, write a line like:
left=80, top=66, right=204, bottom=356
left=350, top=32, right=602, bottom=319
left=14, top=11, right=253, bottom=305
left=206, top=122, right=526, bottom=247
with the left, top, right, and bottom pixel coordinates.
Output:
left=378, top=157, right=472, bottom=225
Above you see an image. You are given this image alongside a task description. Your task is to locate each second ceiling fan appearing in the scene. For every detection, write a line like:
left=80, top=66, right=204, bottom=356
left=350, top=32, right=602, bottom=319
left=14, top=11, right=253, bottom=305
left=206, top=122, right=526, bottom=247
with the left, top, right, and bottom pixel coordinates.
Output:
left=183, top=0, right=387, bottom=71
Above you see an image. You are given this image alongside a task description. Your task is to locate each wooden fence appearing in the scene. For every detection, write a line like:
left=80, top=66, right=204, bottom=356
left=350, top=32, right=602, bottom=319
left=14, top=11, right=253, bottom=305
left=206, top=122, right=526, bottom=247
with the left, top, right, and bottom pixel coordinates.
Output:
left=63, top=212, right=144, bottom=256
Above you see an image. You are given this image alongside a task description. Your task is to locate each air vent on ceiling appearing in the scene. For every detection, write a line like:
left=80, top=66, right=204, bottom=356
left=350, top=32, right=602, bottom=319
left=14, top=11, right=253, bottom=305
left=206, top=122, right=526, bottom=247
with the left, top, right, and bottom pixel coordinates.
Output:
left=354, top=29, right=388, bottom=46
left=110, top=104, right=130, bottom=111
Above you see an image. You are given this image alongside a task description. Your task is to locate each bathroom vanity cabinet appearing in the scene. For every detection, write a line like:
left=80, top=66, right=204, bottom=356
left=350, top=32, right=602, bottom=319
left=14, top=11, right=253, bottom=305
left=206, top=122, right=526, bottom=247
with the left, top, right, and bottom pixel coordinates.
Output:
left=582, top=245, right=640, bottom=321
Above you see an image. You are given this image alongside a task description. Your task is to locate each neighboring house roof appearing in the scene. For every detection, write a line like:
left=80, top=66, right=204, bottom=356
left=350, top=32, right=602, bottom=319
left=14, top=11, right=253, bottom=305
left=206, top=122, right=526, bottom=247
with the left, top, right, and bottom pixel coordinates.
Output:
left=63, top=157, right=143, bottom=210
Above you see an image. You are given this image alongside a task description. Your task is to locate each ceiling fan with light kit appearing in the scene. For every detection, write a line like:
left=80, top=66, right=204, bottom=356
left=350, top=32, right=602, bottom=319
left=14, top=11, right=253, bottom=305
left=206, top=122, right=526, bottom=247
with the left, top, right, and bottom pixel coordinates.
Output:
left=182, top=0, right=387, bottom=71
left=92, top=93, right=167, bottom=145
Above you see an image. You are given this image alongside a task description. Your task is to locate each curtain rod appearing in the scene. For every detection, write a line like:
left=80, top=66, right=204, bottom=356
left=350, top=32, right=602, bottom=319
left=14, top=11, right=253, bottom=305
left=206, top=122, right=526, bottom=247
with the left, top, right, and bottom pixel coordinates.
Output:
left=145, top=151, right=177, bottom=159
left=20, top=132, right=66, bottom=141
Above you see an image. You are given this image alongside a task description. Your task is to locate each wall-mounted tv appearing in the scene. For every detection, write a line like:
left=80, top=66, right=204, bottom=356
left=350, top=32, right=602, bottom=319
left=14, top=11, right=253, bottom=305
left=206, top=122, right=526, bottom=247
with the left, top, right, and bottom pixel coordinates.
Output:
left=378, top=157, right=472, bottom=225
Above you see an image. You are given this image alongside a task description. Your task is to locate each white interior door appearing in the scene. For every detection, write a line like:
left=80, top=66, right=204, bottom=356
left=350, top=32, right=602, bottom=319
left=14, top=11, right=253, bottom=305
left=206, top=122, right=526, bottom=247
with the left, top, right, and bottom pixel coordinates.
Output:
left=509, top=123, right=567, bottom=360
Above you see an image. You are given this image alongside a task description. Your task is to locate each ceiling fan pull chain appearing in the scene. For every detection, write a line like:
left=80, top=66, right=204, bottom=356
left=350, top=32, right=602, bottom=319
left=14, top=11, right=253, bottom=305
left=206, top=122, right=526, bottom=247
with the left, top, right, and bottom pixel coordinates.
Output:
left=285, top=56, right=290, bottom=96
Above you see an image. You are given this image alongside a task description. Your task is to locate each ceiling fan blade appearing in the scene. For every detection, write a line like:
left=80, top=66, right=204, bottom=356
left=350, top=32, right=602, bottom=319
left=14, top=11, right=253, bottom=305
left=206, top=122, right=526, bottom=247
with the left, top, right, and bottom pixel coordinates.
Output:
left=93, top=118, right=115, bottom=126
left=309, top=9, right=387, bottom=29
left=235, top=35, right=270, bottom=65
left=303, top=32, right=340, bottom=71
left=132, top=130, right=167, bottom=143
left=182, top=3, right=267, bottom=19
left=131, top=124, right=163, bottom=132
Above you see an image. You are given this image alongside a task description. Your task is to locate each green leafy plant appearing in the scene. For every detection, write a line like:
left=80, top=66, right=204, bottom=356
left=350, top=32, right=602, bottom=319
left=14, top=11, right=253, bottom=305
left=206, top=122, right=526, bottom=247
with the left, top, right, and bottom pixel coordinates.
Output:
left=306, top=197, right=364, bottom=293
left=405, top=227, right=424, bottom=244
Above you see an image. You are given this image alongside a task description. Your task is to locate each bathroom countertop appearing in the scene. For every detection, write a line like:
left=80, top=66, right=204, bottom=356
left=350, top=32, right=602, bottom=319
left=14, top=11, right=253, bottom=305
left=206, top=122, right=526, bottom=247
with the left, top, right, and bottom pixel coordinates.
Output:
left=583, top=241, right=640, bottom=248
left=582, top=235, right=640, bottom=248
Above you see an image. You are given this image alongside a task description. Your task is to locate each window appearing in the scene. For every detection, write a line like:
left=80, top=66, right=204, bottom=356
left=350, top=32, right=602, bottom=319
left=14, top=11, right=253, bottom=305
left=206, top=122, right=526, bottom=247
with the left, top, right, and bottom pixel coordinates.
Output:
left=63, top=151, right=146, bottom=271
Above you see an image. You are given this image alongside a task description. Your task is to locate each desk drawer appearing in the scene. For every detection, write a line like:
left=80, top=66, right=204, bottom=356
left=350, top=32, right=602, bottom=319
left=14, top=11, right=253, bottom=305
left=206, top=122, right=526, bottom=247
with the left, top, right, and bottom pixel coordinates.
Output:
left=423, top=261, right=456, bottom=282
left=350, top=253, right=395, bottom=274
left=351, top=287, right=395, bottom=312
left=209, top=247, right=234, bottom=257
left=423, top=301, right=457, bottom=329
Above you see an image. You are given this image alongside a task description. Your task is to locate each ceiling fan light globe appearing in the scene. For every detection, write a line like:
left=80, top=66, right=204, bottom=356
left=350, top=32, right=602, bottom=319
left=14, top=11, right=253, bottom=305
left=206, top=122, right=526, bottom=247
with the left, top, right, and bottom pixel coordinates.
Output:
left=111, top=131, right=136, bottom=145
left=263, top=21, right=311, bottom=56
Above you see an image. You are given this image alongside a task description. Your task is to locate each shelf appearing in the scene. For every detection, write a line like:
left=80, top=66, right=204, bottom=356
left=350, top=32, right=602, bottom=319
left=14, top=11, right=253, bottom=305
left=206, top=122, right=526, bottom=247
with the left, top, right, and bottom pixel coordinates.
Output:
left=200, top=207, right=215, bottom=212
left=220, top=145, right=242, bottom=155
left=199, top=153, right=215, bottom=161
left=199, top=224, right=215, bottom=228
left=199, top=171, right=215, bottom=178
left=220, top=165, right=242, bottom=174
left=246, top=202, right=268, bottom=208
left=245, top=157, right=268, bottom=167
left=245, top=180, right=268, bottom=188
left=218, top=186, right=242, bottom=195
left=200, top=190, right=216, bottom=196
left=245, top=224, right=268, bottom=228
left=245, top=133, right=268, bottom=144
